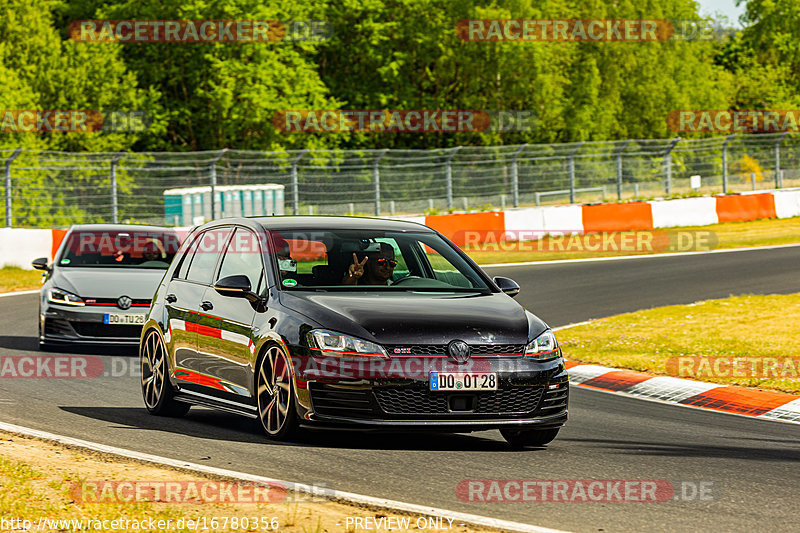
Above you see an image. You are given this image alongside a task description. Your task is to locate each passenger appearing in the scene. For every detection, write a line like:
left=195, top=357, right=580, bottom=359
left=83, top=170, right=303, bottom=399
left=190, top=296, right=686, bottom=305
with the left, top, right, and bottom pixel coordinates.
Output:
left=343, top=243, right=396, bottom=285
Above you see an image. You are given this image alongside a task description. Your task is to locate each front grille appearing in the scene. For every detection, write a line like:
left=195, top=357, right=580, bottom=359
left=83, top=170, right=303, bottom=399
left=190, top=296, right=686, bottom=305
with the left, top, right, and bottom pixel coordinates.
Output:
left=84, top=298, right=150, bottom=307
left=374, top=386, right=543, bottom=415
left=309, top=383, right=377, bottom=418
left=71, top=322, right=143, bottom=338
left=385, top=344, right=525, bottom=356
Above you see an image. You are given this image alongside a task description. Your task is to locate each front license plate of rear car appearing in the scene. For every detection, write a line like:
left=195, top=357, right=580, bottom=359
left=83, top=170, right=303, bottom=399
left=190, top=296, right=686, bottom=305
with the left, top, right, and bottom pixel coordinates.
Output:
left=430, top=372, right=497, bottom=391
left=104, top=313, right=145, bottom=325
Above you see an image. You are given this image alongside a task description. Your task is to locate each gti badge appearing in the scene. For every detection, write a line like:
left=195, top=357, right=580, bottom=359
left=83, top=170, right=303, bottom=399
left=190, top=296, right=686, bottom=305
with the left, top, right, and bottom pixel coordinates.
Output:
left=447, top=339, right=471, bottom=364
left=117, top=295, right=132, bottom=310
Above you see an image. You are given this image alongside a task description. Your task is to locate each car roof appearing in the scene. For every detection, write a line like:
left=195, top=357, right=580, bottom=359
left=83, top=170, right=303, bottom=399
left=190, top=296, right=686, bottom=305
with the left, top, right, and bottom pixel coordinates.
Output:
left=67, top=224, right=178, bottom=232
left=202, top=216, right=434, bottom=233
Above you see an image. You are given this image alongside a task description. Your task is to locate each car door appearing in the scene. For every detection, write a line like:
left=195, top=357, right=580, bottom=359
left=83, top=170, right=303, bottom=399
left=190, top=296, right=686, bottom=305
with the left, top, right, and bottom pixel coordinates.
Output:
left=194, top=227, right=265, bottom=399
left=167, top=227, right=232, bottom=390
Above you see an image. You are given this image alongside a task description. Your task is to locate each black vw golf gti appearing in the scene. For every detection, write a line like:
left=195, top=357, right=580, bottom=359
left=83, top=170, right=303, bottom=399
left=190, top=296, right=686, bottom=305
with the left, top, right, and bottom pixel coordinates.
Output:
left=140, top=216, right=568, bottom=448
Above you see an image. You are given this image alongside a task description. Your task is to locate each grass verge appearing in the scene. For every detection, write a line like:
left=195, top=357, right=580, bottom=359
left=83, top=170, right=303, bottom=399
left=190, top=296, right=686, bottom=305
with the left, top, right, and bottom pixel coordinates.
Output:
left=557, top=293, right=800, bottom=395
left=0, top=431, right=495, bottom=533
left=0, top=267, right=42, bottom=293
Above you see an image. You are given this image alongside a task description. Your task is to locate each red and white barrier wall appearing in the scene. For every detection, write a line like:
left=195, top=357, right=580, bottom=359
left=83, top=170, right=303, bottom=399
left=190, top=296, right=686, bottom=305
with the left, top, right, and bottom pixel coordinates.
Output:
left=2, top=189, right=800, bottom=269
left=421, top=189, right=800, bottom=246
left=0, top=228, right=66, bottom=269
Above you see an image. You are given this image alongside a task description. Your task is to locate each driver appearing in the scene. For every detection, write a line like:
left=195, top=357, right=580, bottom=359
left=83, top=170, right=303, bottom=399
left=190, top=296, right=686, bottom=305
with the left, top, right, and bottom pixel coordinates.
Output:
left=343, top=243, right=396, bottom=286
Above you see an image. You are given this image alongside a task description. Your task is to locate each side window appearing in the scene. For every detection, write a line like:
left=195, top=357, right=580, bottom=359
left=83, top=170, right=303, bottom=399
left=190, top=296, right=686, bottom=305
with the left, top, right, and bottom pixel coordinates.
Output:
left=217, top=228, right=265, bottom=293
left=185, top=228, right=232, bottom=284
left=420, top=242, right=473, bottom=288
left=175, top=233, right=202, bottom=280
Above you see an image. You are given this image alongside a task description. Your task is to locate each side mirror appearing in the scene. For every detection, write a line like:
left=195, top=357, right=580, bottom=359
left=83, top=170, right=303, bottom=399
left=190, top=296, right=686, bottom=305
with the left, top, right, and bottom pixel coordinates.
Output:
left=32, top=257, right=51, bottom=271
left=214, top=275, right=252, bottom=296
left=214, top=275, right=266, bottom=307
left=493, top=276, right=520, bottom=298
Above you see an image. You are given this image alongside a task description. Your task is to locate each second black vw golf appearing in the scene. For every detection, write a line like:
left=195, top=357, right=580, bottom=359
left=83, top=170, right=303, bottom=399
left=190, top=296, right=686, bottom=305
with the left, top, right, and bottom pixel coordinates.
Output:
left=140, top=216, right=568, bottom=448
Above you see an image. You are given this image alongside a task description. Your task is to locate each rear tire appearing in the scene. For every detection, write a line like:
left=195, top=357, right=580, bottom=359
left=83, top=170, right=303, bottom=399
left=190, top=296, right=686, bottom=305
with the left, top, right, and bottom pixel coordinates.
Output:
left=256, top=345, right=299, bottom=440
left=501, top=427, right=560, bottom=449
left=140, top=329, right=190, bottom=417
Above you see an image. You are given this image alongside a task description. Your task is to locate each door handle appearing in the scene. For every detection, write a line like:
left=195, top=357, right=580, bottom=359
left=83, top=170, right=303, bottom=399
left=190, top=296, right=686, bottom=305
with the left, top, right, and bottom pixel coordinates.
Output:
left=165, top=294, right=177, bottom=303
left=200, top=301, right=213, bottom=311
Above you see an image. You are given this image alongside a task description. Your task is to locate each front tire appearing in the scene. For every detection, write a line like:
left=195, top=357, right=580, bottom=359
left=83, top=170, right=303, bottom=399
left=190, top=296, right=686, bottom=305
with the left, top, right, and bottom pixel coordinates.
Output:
left=140, top=329, right=189, bottom=417
left=256, top=345, right=298, bottom=440
left=501, top=427, right=560, bottom=449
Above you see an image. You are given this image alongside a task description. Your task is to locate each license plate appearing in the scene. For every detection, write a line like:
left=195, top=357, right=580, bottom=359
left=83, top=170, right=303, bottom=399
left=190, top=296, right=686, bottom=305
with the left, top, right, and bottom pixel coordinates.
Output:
left=104, top=313, right=145, bottom=325
left=430, top=372, right=497, bottom=391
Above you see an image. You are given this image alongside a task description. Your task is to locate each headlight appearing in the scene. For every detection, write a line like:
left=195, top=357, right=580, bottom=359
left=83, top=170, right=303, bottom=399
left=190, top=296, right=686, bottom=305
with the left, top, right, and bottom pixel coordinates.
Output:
left=48, top=287, right=85, bottom=307
left=307, top=329, right=387, bottom=358
left=525, top=329, right=560, bottom=360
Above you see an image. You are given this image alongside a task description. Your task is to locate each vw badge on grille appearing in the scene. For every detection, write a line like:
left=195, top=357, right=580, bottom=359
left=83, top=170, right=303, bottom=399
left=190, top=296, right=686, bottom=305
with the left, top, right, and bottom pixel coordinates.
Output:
left=447, top=340, right=471, bottom=364
left=117, top=295, right=132, bottom=310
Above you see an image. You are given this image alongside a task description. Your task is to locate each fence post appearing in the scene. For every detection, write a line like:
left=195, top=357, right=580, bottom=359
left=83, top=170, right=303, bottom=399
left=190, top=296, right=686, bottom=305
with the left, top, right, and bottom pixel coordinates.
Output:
left=775, top=133, right=787, bottom=189
left=568, top=142, right=584, bottom=204
left=374, top=149, right=388, bottom=216
left=4, top=148, right=21, bottom=228
left=615, top=140, right=630, bottom=200
left=110, top=153, right=124, bottom=224
left=722, top=134, right=735, bottom=194
left=664, top=137, right=681, bottom=196
left=751, top=172, right=756, bottom=191
left=209, top=149, right=227, bottom=220
left=291, top=150, right=306, bottom=215
left=445, top=147, right=461, bottom=210
left=511, top=144, right=526, bottom=208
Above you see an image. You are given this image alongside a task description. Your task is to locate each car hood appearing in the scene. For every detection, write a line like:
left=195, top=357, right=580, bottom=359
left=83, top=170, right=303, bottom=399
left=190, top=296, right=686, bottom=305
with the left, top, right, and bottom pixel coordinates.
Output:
left=51, top=267, right=166, bottom=300
left=279, top=290, right=541, bottom=345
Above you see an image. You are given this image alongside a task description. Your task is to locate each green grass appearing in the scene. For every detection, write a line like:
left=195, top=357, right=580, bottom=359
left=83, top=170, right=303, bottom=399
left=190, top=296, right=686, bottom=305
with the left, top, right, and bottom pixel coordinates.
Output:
left=0, top=266, right=43, bottom=293
left=557, top=293, right=800, bottom=394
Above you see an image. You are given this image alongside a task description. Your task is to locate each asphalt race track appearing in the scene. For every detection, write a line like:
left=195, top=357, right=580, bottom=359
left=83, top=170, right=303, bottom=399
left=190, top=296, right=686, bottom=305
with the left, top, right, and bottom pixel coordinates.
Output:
left=1, top=246, right=799, bottom=532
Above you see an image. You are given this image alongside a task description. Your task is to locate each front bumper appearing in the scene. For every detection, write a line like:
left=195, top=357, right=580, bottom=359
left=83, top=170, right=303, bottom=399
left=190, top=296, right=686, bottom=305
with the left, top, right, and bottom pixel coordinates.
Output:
left=41, top=305, right=148, bottom=345
left=296, top=356, right=569, bottom=430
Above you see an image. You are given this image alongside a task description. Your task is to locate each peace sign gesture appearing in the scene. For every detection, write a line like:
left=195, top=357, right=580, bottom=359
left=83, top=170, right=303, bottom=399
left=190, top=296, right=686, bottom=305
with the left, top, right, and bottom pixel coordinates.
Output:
left=344, top=253, right=368, bottom=284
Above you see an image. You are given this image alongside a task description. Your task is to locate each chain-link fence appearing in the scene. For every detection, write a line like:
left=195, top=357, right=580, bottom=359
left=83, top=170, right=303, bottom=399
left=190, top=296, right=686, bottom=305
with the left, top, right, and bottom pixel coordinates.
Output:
left=2, top=133, right=799, bottom=227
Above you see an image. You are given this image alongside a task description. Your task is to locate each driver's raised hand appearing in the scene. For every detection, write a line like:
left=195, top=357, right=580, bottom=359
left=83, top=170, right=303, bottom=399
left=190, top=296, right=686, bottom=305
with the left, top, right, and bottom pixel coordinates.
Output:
left=344, top=253, right=368, bottom=285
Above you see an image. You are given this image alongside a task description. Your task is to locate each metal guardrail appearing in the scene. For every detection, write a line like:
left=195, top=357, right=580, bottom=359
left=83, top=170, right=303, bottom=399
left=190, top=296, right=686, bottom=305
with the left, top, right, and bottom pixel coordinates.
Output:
left=1, top=133, right=798, bottom=227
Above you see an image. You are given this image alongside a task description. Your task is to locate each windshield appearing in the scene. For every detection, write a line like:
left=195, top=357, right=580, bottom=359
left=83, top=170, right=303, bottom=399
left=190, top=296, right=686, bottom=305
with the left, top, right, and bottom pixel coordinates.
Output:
left=269, top=229, right=490, bottom=292
left=58, top=229, right=181, bottom=269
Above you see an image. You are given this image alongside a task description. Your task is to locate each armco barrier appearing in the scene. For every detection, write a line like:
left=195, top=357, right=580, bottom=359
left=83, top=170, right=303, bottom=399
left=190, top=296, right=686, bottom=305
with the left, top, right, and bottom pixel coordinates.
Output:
left=2, top=189, right=798, bottom=269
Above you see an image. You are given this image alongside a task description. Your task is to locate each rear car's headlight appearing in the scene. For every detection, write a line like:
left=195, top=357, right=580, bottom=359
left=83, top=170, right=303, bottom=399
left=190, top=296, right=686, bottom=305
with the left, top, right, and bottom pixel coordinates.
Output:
left=307, top=329, right=387, bottom=358
left=48, top=288, right=85, bottom=307
left=525, top=329, right=560, bottom=360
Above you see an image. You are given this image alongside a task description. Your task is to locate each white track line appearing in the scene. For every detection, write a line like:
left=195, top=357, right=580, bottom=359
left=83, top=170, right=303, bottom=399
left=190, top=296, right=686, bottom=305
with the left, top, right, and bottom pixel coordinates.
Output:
left=0, top=421, right=568, bottom=533
left=481, top=242, right=800, bottom=268
left=0, top=289, right=39, bottom=298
